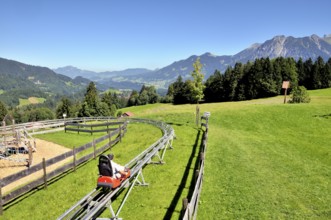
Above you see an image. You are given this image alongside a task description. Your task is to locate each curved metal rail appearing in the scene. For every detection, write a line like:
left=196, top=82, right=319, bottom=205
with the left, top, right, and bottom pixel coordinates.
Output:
left=58, top=119, right=175, bottom=220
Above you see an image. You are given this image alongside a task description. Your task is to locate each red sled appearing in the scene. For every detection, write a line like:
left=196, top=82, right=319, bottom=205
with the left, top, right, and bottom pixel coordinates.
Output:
left=97, top=155, right=131, bottom=189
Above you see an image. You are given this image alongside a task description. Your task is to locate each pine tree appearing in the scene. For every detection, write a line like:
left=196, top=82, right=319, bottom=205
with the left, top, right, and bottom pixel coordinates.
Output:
left=56, top=97, right=73, bottom=119
left=297, top=58, right=305, bottom=85
left=303, top=58, right=314, bottom=89
left=311, top=56, right=324, bottom=89
left=282, top=57, right=298, bottom=87
left=323, top=59, right=331, bottom=88
left=320, top=57, right=330, bottom=88
left=85, top=82, right=99, bottom=109
left=172, top=76, right=191, bottom=104
left=78, top=82, right=102, bottom=117
left=260, top=57, right=278, bottom=97
left=128, top=90, right=139, bottom=106
left=204, top=70, right=224, bottom=102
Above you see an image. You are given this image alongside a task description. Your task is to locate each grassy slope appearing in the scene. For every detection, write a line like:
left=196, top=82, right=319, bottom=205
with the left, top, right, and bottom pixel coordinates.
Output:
left=198, top=89, right=331, bottom=219
left=2, top=88, right=331, bottom=219
left=18, top=97, right=46, bottom=106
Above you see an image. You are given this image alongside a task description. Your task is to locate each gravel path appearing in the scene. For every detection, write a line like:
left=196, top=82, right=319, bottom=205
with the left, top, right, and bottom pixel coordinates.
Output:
left=0, top=139, right=71, bottom=194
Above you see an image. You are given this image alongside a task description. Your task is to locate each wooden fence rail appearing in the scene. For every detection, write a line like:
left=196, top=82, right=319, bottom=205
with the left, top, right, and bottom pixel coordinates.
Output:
left=64, top=121, right=123, bottom=134
left=0, top=116, right=118, bottom=134
left=182, top=112, right=210, bottom=220
left=0, top=119, right=127, bottom=210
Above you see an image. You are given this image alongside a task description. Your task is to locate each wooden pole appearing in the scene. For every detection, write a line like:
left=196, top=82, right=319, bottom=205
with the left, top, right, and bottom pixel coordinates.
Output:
left=28, top=143, right=33, bottom=167
left=42, top=158, right=47, bottom=189
left=0, top=185, right=3, bottom=216
left=284, top=88, right=288, bottom=104
left=109, top=132, right=112, bottom=150
left=195, top=170, right=200, bottom=183
left=119, top=125, right=122, bottom=142
left=73, top=147, right=76, bottom=172
left=2, top=120, right=6, bottom=147
left=196, top=105, right=200, bottom=126
left=93, top=139, right=96, bottom=159
left=182, top=197, right=188, bottom=217
left=200, top=152, right=205, bottom=161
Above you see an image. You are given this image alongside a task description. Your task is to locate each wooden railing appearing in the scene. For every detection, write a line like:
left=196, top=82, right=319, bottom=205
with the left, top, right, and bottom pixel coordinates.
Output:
left=0, top=117, right=118, bottom=134
left=64, top=121, right=123, bottom=134
left=182, top=112, right=210, bottom=220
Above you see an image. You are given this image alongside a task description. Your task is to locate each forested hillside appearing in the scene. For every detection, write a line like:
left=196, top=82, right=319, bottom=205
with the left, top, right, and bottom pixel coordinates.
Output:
left=0, top=57, right=89, bottom=106
left=167, top=56, right=331, bottom=104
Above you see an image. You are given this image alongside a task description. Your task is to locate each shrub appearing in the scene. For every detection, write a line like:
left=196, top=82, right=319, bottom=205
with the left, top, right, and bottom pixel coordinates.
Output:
left=289, top=86, right=311, bottom=103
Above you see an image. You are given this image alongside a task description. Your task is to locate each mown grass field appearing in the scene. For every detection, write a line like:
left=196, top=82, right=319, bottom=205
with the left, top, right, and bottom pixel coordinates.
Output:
left=19, top=97, right=46, bottom=106
left=197, top=89, right=331, bottom=219
left=2, top=88, right=331, bottom=219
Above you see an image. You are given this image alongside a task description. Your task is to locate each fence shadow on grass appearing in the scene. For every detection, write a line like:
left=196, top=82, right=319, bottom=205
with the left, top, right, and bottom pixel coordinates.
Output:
left=313, top=113, right=331, bottom=119
left=3, top=158, right=92, bottom=211
left=163, top=128, right=202, bottom=220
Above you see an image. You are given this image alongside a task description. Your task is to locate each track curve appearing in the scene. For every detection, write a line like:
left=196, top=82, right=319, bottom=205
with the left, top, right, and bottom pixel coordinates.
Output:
left=58, top=118, right=175, bottom=220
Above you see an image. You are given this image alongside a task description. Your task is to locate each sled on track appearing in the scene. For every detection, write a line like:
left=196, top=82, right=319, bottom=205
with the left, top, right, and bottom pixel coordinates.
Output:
left=97, top=154, right=131, bottom=189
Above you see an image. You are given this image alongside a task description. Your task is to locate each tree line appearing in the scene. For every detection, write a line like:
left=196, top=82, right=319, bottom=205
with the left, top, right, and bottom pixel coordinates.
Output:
left=1, top=56, right=330, bottom=123
left=167, top=56, right=331, bottom=104
left=0, top=82, right=160, bottom=124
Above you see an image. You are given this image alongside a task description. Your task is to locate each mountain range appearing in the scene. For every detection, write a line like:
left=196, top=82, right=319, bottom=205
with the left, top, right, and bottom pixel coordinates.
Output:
left=0, top=33, right=330, bottom=106
left=54, top=34, right=331, bottom=91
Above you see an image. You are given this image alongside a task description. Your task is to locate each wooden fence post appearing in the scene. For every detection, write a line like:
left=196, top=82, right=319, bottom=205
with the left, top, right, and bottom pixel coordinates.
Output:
left=119, top=125, right=122, bottom=142
left=195, top=170, right=200, bottom=183
left=0, top=185, right=3, bottom=215
left=42, top=158, right=47, bottom=189
left=93, top=139, right=96, bottom=159
left=200, top=152, right=205, bottom=161
left=73, top=147, right=76, bottom=172
left=28, top=144, right=32, bottom=168
left=196, top=105, right=200, bottom=126
left=109, top=132, right=112, bottom=149
left=182, top=197, right=188, bottom=217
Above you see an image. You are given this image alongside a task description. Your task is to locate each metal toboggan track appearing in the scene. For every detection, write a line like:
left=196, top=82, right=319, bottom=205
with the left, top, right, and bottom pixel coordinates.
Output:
left=57, top=119, right=175, bottom=220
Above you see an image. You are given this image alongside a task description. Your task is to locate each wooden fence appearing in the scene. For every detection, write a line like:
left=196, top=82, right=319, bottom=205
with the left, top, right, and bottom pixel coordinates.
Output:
left=0, top=119, right=127, bottom=213
left=0, top=116, right=118, bottom=135
left=182, top=112, right=210, bottom=220
left=64, top=121, right=123, bottom=134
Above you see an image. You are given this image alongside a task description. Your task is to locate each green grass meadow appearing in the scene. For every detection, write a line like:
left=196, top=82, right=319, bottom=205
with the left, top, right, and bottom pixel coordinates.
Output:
left=18, top=97, right=46, bottom=106
left=2, top=88, right=331, bottom=219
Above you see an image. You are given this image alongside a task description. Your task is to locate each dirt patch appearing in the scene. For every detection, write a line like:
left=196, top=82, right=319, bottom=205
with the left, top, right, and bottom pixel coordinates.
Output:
left=0, top=139, right=71, bottom=194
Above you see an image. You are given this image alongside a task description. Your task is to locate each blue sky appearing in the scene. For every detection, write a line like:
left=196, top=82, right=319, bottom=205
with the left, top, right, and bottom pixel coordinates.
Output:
left=1, top=0, right=330, bottom=71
